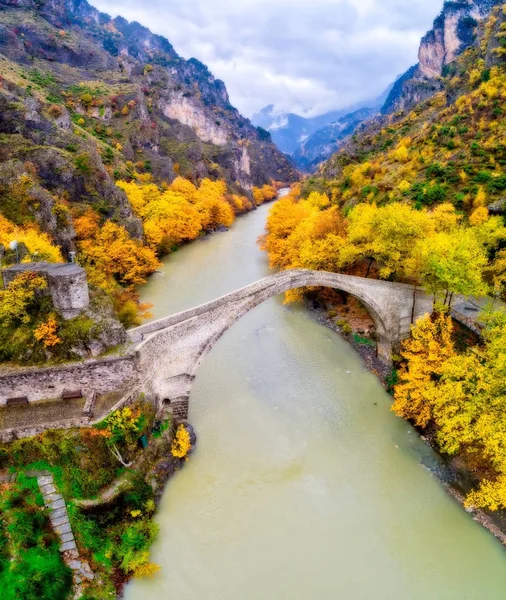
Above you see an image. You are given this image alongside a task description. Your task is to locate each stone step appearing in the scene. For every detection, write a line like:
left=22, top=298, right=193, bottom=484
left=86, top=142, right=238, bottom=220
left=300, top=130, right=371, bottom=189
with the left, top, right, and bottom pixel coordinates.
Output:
left=55, top=522, right=72, bottom=536
left=40, top=483, right=57, bottom=495
left=43, top=492, right=61, bottom=505
left=50, top=498, right=66, bottom=511
left=51, top=515, right=69, bottom=528
left=37, top=475, right=53, bottom=486
left=60, top=540, right=77, bottom=553
left=60, top=532, right=75, bottom=544
left=30, top=470, right=96, bottom=584
left=51, top=507, right=67, bottom=520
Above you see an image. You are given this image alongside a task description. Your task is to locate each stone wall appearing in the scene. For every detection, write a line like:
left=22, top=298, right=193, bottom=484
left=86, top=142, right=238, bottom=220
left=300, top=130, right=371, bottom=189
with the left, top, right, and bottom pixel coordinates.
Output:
left=2, top=262, right=90, bottom=319
left=0, top=355, right=138, bottom=406
left=0, top=384, right=142, bottom=443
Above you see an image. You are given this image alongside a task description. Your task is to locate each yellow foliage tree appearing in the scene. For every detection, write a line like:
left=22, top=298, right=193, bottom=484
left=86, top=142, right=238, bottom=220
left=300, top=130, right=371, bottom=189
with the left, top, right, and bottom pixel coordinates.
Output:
left=0, top=215, right=63, bottom=263
left=0, top=272, right=48, bottom=328
left=79, top=221, right=160, bottom=291
left=393, top=313, right=456, bottom=428
left=171, top=424, right=192, bottom=459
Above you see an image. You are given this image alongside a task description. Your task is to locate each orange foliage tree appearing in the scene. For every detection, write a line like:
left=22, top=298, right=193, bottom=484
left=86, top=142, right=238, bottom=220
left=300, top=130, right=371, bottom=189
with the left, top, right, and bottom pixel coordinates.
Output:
left=116, top=176, right=239, bottom=254
left=75, top=216, right=160, bottom=292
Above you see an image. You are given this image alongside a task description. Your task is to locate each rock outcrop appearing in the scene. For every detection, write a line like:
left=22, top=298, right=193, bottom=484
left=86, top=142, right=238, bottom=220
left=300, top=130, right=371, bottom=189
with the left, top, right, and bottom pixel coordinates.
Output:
left=382, top=0, right=502, bottom=115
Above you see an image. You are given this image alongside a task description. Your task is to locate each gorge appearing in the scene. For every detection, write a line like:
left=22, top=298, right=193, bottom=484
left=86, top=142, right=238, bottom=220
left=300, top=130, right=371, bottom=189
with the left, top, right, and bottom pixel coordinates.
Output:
left=2, top=0, right=506, bottom=598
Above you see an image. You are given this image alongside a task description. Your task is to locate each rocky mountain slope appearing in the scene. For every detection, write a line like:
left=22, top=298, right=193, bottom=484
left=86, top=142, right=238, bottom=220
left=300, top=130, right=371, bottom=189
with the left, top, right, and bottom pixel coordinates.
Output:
left=292, top=0, right=503, bottom=176
left=291, top=106, right=379, bottom=172
left=252, top=105, right=354, bottom=155
left=382, top=0, right=503, bottom=114
left=0, top=0, right=297, bottom=252
left=253, top=89, right=391, bottom=172
left=313, top=3, right=506, bottom=211
left=263, top=1, right=502, bottom=174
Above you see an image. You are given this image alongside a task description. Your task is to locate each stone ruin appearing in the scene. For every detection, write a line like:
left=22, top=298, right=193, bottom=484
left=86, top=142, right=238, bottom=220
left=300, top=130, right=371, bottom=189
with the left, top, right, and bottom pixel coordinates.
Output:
left=2, top=262, right=90, bottom=319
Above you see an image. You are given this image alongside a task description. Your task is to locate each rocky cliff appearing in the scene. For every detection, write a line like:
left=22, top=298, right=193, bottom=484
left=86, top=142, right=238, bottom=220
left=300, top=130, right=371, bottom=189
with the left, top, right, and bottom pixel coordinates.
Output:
left=382, top=0, right=502, bottom=114
left=0, top=0, right=297, bottom=250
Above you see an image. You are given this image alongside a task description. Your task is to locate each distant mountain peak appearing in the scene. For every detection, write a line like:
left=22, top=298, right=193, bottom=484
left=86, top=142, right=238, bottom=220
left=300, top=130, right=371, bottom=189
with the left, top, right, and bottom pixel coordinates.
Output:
left=253, top=85, right=392, bottom=170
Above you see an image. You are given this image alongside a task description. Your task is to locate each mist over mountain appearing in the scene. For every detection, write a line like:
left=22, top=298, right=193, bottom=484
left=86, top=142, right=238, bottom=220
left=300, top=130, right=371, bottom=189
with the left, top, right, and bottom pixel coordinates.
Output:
left=253, top=87, right=392, bottom=170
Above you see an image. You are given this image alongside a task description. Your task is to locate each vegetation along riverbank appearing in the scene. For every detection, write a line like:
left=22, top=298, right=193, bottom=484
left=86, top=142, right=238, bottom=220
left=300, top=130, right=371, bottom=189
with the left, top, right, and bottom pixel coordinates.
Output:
left=0, top=400, right=195, bottom=599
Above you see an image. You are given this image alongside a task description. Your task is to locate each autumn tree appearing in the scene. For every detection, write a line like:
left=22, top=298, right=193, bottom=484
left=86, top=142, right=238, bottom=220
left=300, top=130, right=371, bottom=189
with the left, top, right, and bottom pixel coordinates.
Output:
left=259, top=193, right=317, bottom=270
left=0, top=272, right=48, bottom=328
left=0, top=215, right=62, bottom=263
left=252, top=184, right=277, bottom=206
left=417, top=227, right=488, bottom=304
left=393, top=313, right=456, bottom=427
left=345, top=203, right=433, bottom=280
left=79, top=220, right=160, bottom=291
left=117, top=177, right=237, bottom=253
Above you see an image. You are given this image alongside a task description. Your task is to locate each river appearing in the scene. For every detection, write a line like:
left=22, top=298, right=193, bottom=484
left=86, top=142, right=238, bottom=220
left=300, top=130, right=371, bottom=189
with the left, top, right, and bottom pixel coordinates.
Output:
left=125, top=200, right=506, bottom=600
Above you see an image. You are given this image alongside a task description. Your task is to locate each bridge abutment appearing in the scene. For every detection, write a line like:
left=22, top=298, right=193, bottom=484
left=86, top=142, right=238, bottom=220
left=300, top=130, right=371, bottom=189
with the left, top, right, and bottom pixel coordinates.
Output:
left=377, top=338, right=393, bottom=366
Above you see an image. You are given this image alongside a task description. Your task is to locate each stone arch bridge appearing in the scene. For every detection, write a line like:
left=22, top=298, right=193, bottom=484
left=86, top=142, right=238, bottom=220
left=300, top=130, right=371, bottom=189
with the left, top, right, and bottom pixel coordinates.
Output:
left=129, top=270, right=432, bottom=419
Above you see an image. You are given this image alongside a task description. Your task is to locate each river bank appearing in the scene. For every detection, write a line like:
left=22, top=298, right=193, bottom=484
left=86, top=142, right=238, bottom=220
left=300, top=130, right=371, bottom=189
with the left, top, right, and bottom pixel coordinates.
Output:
left=0, top=401, right=196, bottom=600
left=308, top=295, right=506, bottom=552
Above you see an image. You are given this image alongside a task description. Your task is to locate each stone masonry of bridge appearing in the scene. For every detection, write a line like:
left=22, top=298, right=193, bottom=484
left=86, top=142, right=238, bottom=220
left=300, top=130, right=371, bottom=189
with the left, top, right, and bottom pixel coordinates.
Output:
left=129, top=270, right=433, bottom=420
left=0, top=270, right=433, bottom=431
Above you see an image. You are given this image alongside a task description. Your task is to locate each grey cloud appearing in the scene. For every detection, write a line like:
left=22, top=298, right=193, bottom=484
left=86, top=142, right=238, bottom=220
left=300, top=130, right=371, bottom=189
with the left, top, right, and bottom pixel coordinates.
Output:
left=92, top=0, right=444, bottom=117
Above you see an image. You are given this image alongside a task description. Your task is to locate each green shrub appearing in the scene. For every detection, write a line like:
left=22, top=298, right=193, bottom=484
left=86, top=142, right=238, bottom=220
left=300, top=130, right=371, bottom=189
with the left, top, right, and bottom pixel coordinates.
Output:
left=74, top=153, right=91, bottom=174
left=0, top=547, right=72, bottom=600
left=337, top=319, right=352, bottom=335
left=352, top=333, right=376, bottom=348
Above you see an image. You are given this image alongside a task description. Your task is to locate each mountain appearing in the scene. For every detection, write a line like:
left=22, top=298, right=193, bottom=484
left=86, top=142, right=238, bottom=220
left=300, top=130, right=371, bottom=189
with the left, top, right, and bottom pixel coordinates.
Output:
left=252, top=105, right=350, bottom=155
left=291, top=107, right=378, bottom=172
left=315, top=1, right=506, bottom=203
left=382, top=0, right=503, bottom=114
left=254, top=87, right=392, bottom=171
left=271, top=1, right=501, bottom=172
left=0, top=0, right=298, bottom=251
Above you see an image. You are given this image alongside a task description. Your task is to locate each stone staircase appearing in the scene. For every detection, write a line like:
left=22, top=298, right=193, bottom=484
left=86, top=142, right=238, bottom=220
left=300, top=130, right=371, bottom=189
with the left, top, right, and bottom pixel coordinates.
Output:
left=33, top=471, right=95, bottom=594
left=1, top=470, right=95, bottom=598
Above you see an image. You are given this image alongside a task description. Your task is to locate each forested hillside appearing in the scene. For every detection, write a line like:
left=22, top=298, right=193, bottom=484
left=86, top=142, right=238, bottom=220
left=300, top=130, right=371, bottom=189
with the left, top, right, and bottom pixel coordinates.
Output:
left=261, top=5, right=506, bottom=511
left=0, top=0, right=290, bottom=361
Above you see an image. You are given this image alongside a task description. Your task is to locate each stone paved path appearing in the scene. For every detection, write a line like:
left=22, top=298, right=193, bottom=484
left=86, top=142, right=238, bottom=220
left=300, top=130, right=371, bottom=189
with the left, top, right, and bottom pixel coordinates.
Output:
left=21, top=470, right=95, bottom=598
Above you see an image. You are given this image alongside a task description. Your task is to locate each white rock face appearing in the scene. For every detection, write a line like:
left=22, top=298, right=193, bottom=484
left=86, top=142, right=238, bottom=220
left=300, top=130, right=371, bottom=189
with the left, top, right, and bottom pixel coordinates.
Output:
left=240, top=147, right=251, bottom=175
left=419, top=2, right=483, bottom=78
left=160, top=96, right=228, bottom=146
left=89, top=105, right=113, bottom=121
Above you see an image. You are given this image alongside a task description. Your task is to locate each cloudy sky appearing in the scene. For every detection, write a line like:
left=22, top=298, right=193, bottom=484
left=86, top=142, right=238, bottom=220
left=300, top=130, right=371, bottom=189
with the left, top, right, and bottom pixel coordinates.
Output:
left=92, top=0, right=444, bottom=118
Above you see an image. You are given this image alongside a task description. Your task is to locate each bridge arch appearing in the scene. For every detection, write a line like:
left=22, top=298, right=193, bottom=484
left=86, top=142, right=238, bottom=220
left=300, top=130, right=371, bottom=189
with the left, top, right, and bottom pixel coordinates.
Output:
left=131, top=270, right=432, bottom=419
left=186, top=273, right=391, bottom=380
